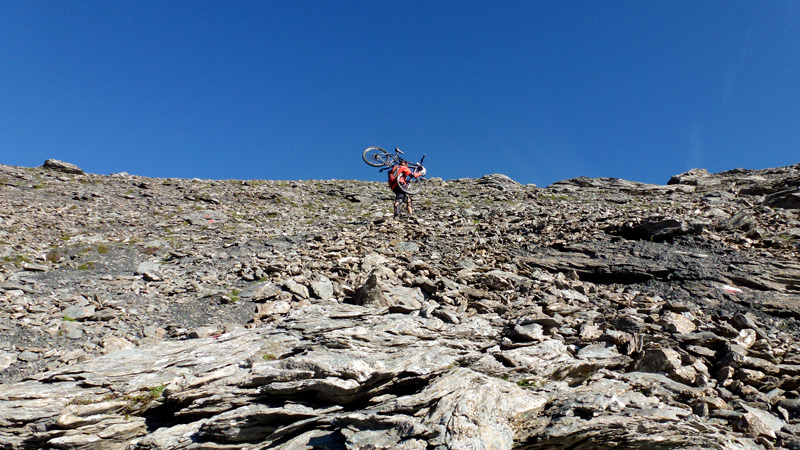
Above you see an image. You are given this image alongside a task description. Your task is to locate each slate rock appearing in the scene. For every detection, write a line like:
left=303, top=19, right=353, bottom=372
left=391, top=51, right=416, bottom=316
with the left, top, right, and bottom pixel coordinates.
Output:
left=2, top=161, right=800, bottom=449
left=43, top=159, right=85, bottom=174
left=610, top=217, right=704, bottom=242
left=765, top=189, right=800, bottom=209
left=0, top=351, right=17, bottom=371
left=310, top=277, right=334, bottom=300
left=62, top=305, right=96, bottom=321
left=240, top=281, right=282, bottom=302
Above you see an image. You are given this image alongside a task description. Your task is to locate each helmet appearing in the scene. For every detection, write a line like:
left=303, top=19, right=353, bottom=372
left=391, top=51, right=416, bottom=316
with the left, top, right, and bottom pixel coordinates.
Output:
left=418, top=167, right=426, bottom=176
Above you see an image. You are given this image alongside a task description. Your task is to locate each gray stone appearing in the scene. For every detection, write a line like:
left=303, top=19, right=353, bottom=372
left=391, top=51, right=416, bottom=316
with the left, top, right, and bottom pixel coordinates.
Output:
left=255, top=301, right=292, bottom=319
left=636, top=348, right=683, bottom=374
left=43, top=159, right=84, bottom=174
left=240, top=281, right=282, bottom=302
left=659, top=311, right=696, bottom=334
left=353, top=273, right=423, bottom=313
left=512, top=322, right=545, bottom=341
left=188, top=326, right=222, bottom=339
left=765, top=189, right=800, bottom=209
left=385, top=286, right=424, bottom=313
left=283, top=280, right=309, bottom=299
left=136, top=261, right=162, bottom=279
left=102, top=335, right=135, bottom=353
left=59, top=321, right=84, bottom=339
left=17, top=351, right=39, bottom=362
left=143, top=325, right=167, bottom=339
left=733, top=328, right=758, bottom=349
left=395, top=241, right=420, bottom=253
left=21, top=262, right=49, bottom=272
left=738, top=404, right=785, bottom=439
left=778, top=398, right=800, bottom=419
left=310, top=277, right=334, bottom=300
left=62, top=305, right=96, bottom=321
left=0, top=351, right=17, bottom=370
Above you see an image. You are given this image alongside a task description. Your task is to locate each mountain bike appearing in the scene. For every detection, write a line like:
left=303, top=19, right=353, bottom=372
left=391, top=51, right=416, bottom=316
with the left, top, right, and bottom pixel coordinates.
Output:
left=363, top=146, right=402, bottom=168
left=362, top=147, right=427, bottom=194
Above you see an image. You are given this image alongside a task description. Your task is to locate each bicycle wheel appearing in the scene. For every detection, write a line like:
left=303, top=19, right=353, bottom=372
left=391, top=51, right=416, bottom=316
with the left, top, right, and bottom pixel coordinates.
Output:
left=362, top=147, right=392, bottom=167
left=399, top=177, right=423, bottom=195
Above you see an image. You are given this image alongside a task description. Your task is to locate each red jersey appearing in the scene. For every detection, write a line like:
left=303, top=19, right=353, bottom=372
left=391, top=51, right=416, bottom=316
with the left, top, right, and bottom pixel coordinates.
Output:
left=388, top=165, right=417, bottom=190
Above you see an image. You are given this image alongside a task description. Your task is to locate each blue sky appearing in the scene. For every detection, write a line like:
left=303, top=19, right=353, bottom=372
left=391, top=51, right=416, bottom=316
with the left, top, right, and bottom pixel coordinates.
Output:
left=1, top=1, right=798, bottom=187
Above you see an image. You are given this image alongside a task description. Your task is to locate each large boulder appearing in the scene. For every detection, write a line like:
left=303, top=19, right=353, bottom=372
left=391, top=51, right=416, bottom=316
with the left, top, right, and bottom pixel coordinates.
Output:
left=353, top=273, right=424, bottom=313
left=42, top=159, right=84, bottom=174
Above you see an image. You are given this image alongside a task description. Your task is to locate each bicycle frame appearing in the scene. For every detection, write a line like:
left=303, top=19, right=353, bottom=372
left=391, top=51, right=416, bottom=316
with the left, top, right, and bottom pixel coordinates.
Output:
left=379, top=153, right=425, bottom=174
left=380, top=148, right=404, bottom=168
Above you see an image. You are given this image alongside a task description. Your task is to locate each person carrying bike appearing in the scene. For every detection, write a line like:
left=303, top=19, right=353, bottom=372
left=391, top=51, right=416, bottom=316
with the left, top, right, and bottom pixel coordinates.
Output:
left=388, top=160, right=422, bottom=217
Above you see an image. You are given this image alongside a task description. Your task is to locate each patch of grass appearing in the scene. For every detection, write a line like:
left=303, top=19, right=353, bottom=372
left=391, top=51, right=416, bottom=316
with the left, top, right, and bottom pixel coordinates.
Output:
left=97, top=244, right=109, bottom=254
left=68, top=396, right=97, bottom=406
left=77, top=262, right=96, bottom=271
left=119, top=384, right=168, bottom=416
left=220, top=288, right=241, bottom=304
left=62, top=315, right=77, bottom=322
left=148, top=384, right=166, bottom=398
left=14, top=255, right=31, bottom=264
left=2, top=254, right=32, bottom=266
left=263, top=353, right=277, bottom=361
left=516, top=378, right=540, bottom=388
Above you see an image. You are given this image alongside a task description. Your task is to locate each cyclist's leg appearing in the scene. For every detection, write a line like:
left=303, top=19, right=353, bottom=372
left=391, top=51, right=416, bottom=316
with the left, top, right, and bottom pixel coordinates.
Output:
left=393, top=189, right=405, bottom=217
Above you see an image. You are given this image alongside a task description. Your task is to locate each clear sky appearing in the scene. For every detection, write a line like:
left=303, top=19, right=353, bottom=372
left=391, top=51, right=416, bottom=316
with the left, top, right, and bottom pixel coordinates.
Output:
left=2, top=1, right=798, bottom=187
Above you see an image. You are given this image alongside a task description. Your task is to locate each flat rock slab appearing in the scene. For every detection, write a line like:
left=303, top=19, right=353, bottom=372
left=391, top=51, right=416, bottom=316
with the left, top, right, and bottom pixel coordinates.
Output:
left=42, top=159, right=84, bottom=174
left=0, top=302, right=772, bottom=450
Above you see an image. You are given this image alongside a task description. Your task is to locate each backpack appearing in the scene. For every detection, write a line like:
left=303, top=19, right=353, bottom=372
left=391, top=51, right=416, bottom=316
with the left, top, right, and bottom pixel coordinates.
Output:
left=388, top=166, right=401, bottom=187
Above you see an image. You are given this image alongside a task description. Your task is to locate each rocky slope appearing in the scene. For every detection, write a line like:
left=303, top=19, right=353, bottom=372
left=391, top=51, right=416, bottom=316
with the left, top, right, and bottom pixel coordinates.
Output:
left=1, top=159, right=800, bottom=449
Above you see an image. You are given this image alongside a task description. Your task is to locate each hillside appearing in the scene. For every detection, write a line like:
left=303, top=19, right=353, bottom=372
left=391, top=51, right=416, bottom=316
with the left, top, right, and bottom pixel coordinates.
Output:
left=1, top=160, right=800, bottom=449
